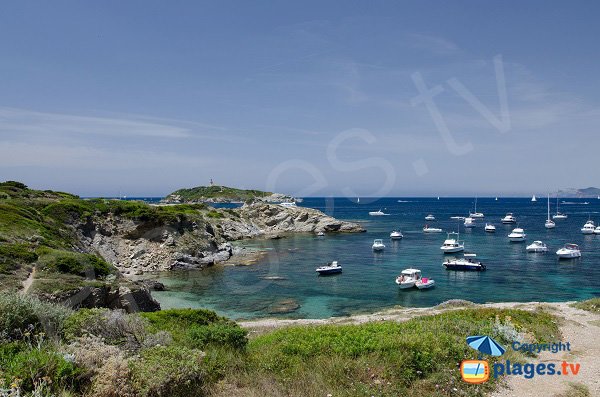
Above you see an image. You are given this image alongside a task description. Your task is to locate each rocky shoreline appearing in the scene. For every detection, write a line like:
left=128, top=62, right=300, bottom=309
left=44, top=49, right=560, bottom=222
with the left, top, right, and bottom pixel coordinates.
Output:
left=77, top=202, right=364, bottom=277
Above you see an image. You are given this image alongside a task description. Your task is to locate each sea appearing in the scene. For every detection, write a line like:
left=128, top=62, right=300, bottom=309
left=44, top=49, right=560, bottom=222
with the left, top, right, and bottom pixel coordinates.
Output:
left=134, top=197, right=600, bottom=320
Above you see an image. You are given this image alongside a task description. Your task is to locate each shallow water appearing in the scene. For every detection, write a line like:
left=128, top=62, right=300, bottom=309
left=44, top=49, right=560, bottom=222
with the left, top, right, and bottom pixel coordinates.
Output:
left=149, top=197, right=600, bottom=319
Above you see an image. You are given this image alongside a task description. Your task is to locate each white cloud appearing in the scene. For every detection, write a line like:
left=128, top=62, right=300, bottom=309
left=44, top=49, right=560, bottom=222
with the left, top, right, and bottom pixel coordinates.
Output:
left=406, top=33, right=461, bottom=55
left=0, top=107, right=191, bottom=139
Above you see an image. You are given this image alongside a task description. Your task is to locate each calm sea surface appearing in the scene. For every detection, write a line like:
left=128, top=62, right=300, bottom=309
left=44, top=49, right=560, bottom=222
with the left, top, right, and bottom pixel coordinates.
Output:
left=146, top=197, right=600, bottom=319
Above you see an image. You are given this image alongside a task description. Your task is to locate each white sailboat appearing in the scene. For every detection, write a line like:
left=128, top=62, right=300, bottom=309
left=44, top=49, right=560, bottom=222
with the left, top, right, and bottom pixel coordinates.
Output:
left=545, top=194, right=555, bottom=229
left=469, top=196, right=484, bottom=218
left=552, top=195, right=567, bottom=219
left=531, top=195, right=537, bottom=202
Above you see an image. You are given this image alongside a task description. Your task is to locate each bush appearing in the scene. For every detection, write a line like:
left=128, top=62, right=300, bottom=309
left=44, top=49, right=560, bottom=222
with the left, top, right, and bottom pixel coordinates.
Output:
left=142, top=308, right=248, bottom=350
left=0, top=243, right=38, bottom=274
left=0, top=342, right=81, bottom=394
left=571, top=297, right=600, bottom=313
left=38, top=250, right=114, bottom=278
left=63, top=309, right=150, bottom=351
left=188, top=323, right=248, bottom=350
left=0, top=293, right=72, bottom=341
left=129, top=345, right=205, bottom=397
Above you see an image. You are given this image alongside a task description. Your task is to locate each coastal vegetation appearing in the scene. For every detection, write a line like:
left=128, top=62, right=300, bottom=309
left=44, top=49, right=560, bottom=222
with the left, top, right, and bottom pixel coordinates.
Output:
left=571, top=297, right=600, bottom=313
left=0, top=292, right=562, bottom=397
left=165, top=185, right=274, bottom=203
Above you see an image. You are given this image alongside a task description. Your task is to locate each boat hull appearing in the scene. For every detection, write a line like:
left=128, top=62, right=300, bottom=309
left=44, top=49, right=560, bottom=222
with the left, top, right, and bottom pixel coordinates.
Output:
left=316, top=268, right=342, bottom=275
left=415, top=280, right=435, bottom=289
left=441, top=247, right=464, bottom=253
left=443, top=263, right=486, bottom=271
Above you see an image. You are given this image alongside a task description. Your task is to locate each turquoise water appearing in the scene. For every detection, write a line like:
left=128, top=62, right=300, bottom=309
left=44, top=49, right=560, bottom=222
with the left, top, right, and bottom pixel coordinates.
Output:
left=149, top=197, right=600, bottom=319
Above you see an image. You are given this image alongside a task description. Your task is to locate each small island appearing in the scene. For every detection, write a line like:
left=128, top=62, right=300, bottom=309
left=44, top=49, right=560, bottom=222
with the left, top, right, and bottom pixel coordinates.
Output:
left=163, top=182, right=295, bottom=204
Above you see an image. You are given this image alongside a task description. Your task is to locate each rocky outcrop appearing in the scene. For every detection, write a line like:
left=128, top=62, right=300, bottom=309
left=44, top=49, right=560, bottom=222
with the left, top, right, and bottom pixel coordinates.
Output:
left=75, top=203, right=364, bottom=276
left=237, top=203, right=364, bottom=235
left=39, top=284, right=160, bottom=313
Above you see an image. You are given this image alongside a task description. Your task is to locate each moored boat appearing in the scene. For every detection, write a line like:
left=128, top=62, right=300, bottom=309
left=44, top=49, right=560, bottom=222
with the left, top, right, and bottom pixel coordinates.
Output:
left=443, top=258, right=486, bottom=271
left=372, top=239, right=386, bottom=251
left=545, top=194, right=555, bottom=229
left=485, top=223, right=496, bottom=233
left=501, top=213, right=517, bottom=224
left=508, top=227, right=527, bottom=242
left=440, top=232, right=465, bottom=253
left=423, top=225, right=443, bottom=233
left=464, top=217, right=476, bottom=228
left=415, top=277, right=436, bottom=289
left=369, top=209, right=389, bottom=216
left=395, top=268, right=426, bottom=289
left=316, top=261, right=342, bottom=275
left=526, top=240, right=548, bottom=253
left=425, top=214, right=435, bottom=221
left=581, top=220, right=595, bottom=234
left=556, top=244, right=581, bottom=259
left=390, top=230, right=403, bottom=240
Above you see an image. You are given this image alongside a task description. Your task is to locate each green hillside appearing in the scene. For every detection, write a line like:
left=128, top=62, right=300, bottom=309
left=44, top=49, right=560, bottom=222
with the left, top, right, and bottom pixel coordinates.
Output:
left=166, top=185, right=273, bottom=202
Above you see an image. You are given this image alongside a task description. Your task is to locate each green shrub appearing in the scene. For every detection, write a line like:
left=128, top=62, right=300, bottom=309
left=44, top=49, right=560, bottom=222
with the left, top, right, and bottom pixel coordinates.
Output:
left=571, top=297, right=600, bottom=313
left=188, top=323, right=248, bottom=350
left=0, top=243, right=38, bottom=274
left=38, top=250, right=114, bottom=278
left=0, top=181, right=28, bottom=190
left=206, top=211, right=223, bottom=219
left=42, top=200, right=93, bottom=222
left=129, top=345, right=205, bottom=397
left=0, top=342, right=81, bottom=393
left=0, top=293, right=72, bottom=341
left=142, top=308, right=248, bottom=350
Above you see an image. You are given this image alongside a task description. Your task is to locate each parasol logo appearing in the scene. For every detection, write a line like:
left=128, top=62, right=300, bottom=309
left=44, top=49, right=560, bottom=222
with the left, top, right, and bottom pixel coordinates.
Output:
left=460, top=335, right=505, bottom=384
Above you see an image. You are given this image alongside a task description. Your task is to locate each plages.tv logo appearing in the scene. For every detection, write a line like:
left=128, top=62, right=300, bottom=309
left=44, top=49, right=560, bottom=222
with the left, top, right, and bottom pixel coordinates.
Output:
left=461, top=335, right=581, bottom=384
left=461, top=335, right=505, bottom=384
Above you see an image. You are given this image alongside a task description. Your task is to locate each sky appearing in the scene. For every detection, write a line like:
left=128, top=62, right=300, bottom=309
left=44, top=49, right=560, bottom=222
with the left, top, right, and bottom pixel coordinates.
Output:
left=1, top=0, right=599, bottom=197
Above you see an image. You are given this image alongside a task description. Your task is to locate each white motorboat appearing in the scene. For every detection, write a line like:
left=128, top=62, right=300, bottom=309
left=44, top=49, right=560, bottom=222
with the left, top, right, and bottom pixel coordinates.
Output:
left=556, top=244, right=581, bottom=259
left=280, top=202, right=297, bottom=208
left=395, top=268, right=422, bottom=289
left=526, top=241, right=548, bottom=253
left=552, top=196, right=567, bottom=219
left=423, top=225, right=443, bottom=233
left=443, top=258, right=486, bottom=271
left=440, top=232, right=465, bottom=253
left=390, top=230, right=403, bottom=240
left=316, top=231, right=325, bottom=237
left=485, top=223, right=496, bottom=233
left=501, top=213, right=517, bottom=224
left=315, top=261, right=342, bottom=275
left=545, top=194, right=555, bottom=229
left=450, top=216, right=466, bottom=220
left=372, top=239, right=386, bottom=251
left=369, top=209, right=389, bottom=216
left=425, top=214, right=435, bottom=221
left=415, top=277, right=436, bottom=289
left=531, top=195, right=537, bottom=202
left=469, top=196, right=484, bottom=218
left=595, top=226, right=600, bottom=235
left=463, top=252, right=477, bottom=258
left=508, top=227, right=527, bottom=242
left=581, top=220, right=595, bottom=234
left=464, top=217, right=476, bottom=228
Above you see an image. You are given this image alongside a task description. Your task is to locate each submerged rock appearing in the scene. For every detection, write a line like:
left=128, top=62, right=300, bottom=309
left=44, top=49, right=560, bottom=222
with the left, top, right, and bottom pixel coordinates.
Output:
left=267, top=298, right=300, bottom=314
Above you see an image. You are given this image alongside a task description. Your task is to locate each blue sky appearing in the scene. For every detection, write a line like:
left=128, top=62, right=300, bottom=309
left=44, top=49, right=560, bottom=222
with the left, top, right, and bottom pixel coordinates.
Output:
left=1, top=1, right=599, bottom=197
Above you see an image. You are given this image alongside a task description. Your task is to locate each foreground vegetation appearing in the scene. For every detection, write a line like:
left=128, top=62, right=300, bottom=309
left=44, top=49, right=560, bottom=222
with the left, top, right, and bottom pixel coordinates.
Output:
left=571, top=297, right=600, bottom=313
left=0, top=293, right=561, bottom=397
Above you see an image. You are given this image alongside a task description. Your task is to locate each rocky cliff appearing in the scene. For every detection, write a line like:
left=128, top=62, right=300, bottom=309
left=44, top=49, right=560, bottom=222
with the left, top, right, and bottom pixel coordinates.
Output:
left=77, top=202, right=364, bottom=275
